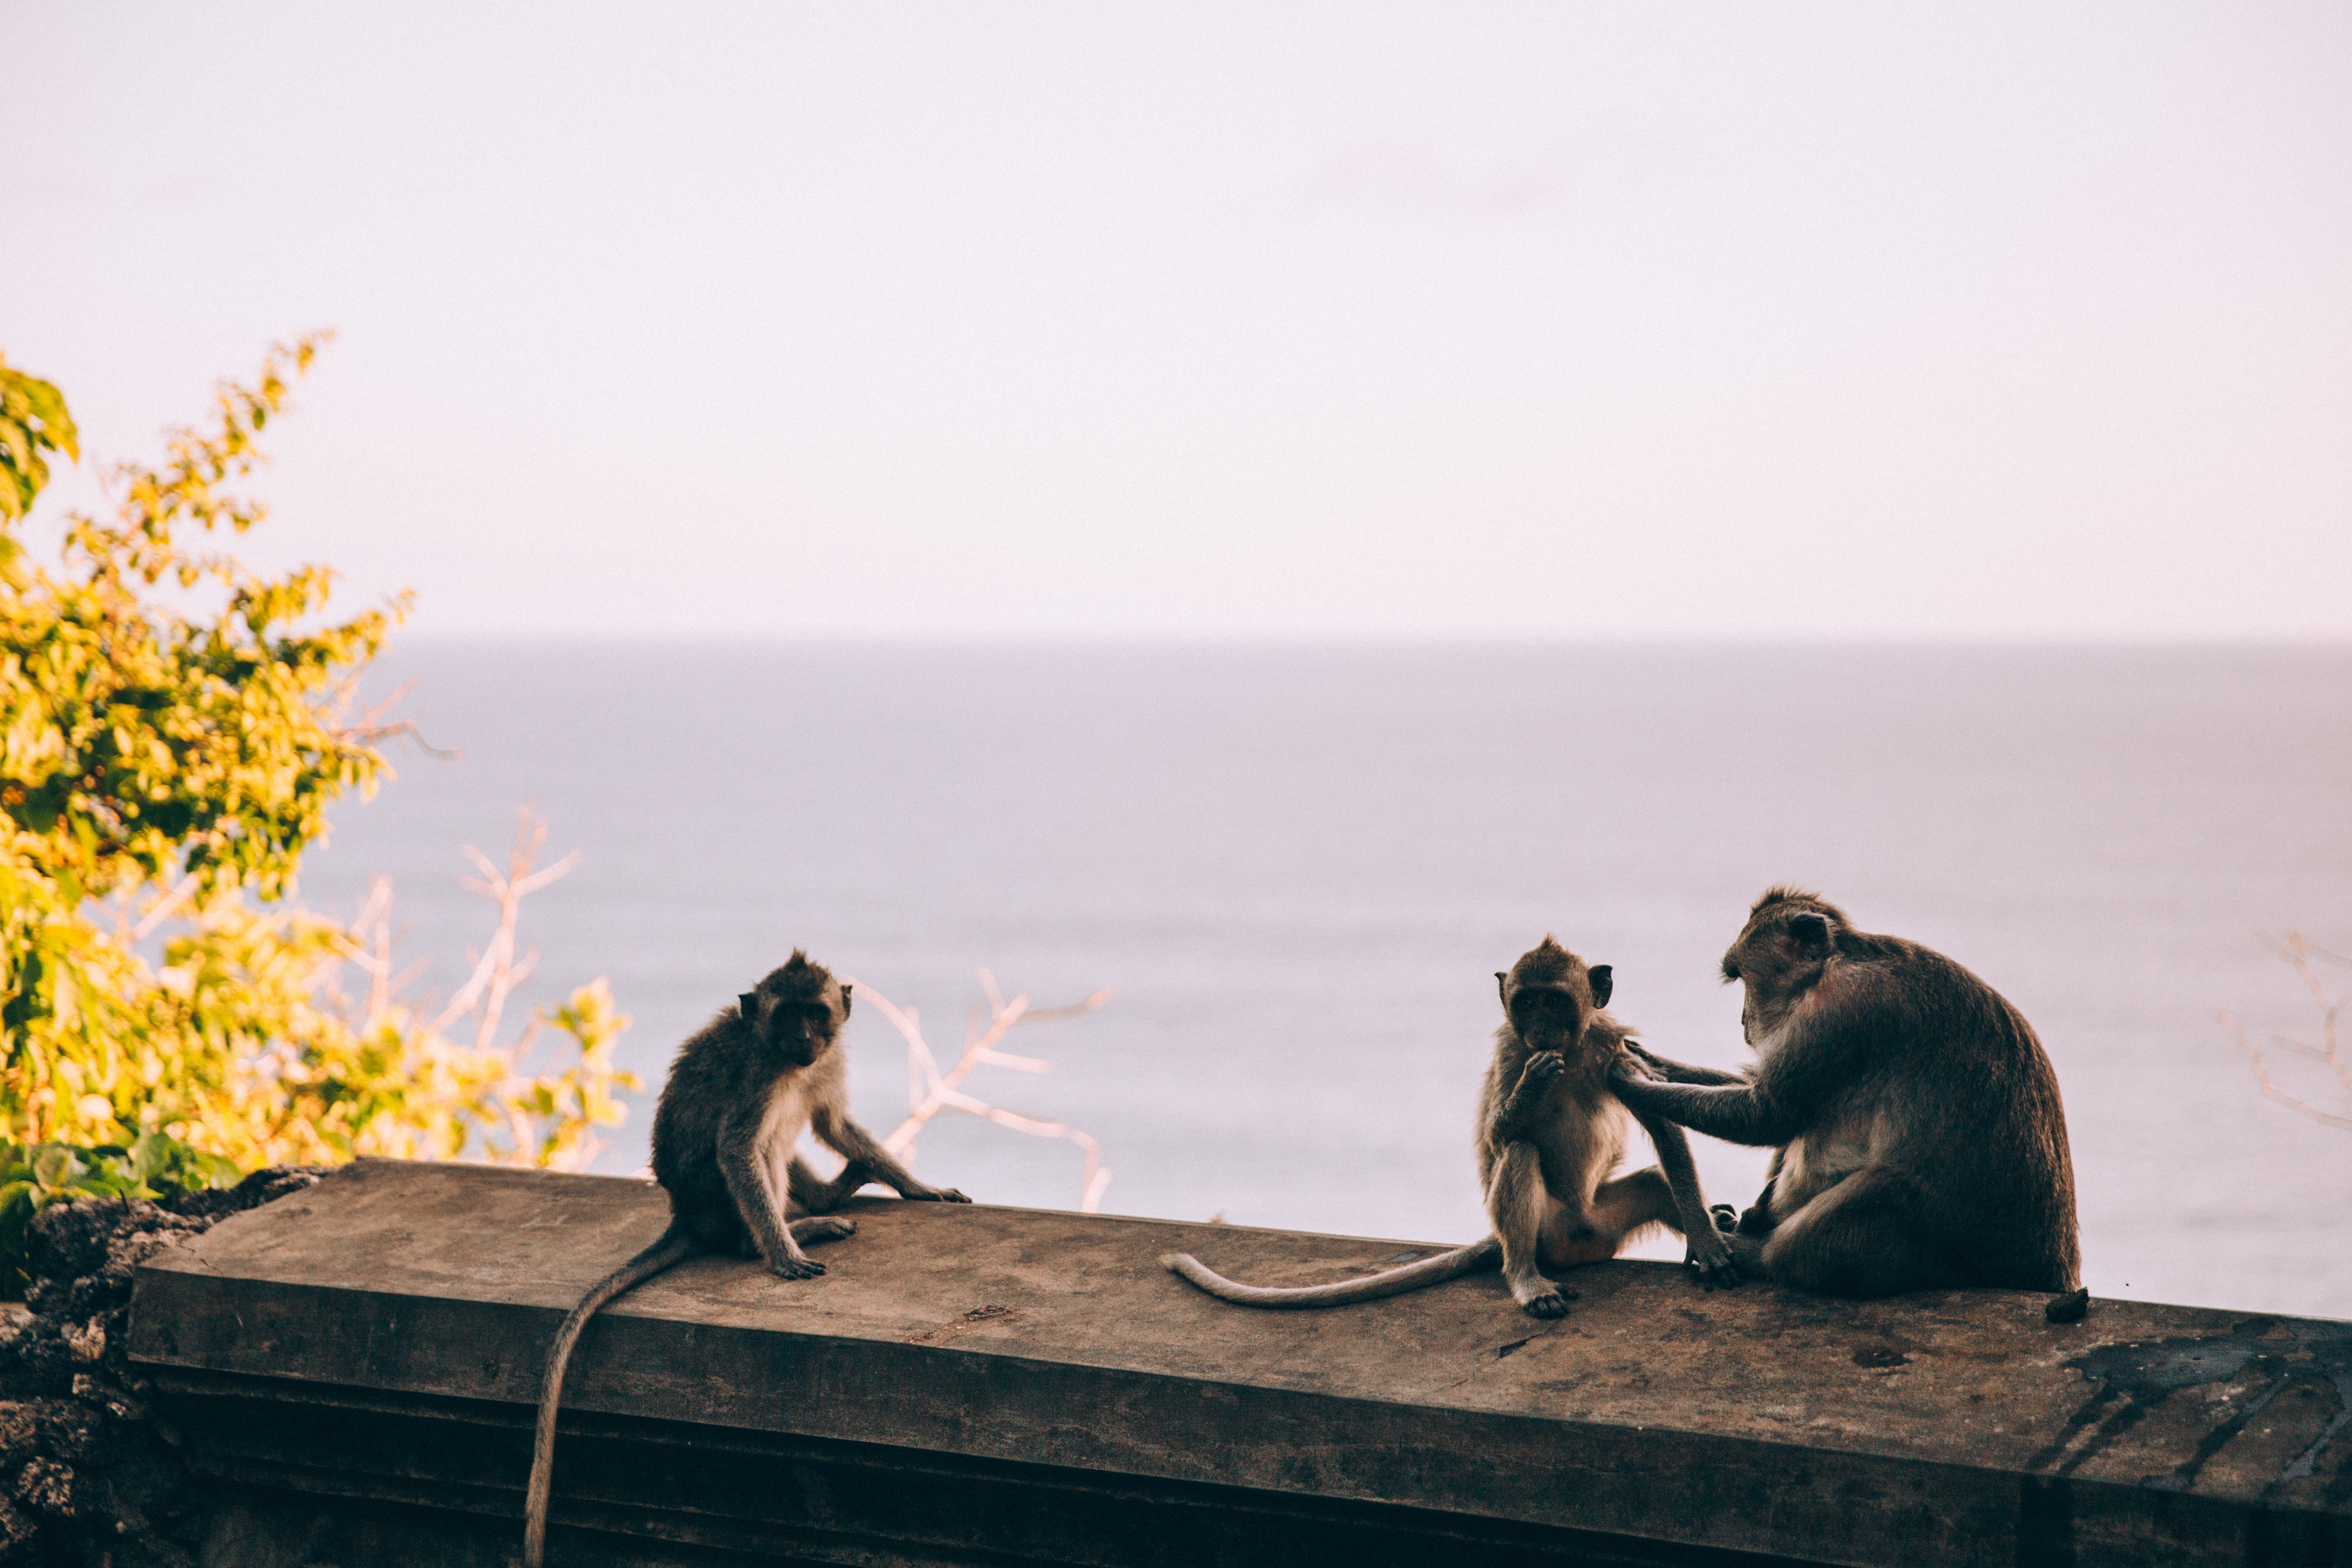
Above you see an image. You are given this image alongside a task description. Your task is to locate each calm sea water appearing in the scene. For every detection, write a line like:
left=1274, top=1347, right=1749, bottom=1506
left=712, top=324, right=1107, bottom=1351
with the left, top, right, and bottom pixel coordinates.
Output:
left=300, top=643, right=2352, bottom=1319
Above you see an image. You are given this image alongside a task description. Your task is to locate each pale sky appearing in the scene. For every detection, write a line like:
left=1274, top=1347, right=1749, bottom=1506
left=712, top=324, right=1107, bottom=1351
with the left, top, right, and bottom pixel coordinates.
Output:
left=5, top=4, right=2347, bottom=640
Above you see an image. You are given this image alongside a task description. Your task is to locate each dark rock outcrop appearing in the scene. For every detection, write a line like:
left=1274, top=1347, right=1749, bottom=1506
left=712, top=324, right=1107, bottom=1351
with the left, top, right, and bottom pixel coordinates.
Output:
left=0, top=1168, right=318, bottom=1566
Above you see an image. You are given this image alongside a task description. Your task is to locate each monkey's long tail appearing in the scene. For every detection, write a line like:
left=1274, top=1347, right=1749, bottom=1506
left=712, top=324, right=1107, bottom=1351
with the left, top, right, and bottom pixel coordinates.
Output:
left=523, top=1227, right=697, bottom=1568
left=1159, top=1236, right=1501, bottom=1308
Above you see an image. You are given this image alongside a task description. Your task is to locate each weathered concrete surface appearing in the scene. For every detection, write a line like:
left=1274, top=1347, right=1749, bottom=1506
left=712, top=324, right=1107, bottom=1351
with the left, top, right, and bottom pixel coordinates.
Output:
left=127, top=1159, right=2351, bottom=1567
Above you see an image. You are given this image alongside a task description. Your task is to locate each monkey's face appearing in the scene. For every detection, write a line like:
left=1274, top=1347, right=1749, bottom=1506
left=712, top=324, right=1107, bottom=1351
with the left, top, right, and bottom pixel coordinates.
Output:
left=1498, top=937, right=1611, bottom=1056
left=1508, top=983, right=1591, bottom=1054
left=739, top=971, right=853, bottom=1068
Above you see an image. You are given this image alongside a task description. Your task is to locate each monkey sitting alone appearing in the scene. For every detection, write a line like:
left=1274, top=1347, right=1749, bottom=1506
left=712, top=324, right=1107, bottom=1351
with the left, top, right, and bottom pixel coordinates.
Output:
left=1163, top=937, right=1739, bottom=1317
left=522, top=951, right=969, bottom=1568
left=1609, top=889, right=2085, bottom=1319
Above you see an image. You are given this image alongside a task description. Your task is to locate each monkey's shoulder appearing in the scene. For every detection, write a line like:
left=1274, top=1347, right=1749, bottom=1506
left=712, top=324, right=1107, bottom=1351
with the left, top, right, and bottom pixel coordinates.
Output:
left=657, top=1013, right=839, bottom=1118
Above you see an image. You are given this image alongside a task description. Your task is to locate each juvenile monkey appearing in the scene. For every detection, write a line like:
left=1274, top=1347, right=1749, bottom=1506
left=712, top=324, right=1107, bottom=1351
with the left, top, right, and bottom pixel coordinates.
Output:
left=1609, top=889, right=2082, bottom=1311
left=522, top=952, right=969, bottom=1568
left=1163, top=937, right=1739, bottom=1317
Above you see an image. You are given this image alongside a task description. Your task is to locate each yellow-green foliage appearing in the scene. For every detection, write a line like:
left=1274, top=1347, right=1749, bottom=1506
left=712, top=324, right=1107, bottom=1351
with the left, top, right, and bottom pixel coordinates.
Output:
left=0, top=342, right=638, bottom=1168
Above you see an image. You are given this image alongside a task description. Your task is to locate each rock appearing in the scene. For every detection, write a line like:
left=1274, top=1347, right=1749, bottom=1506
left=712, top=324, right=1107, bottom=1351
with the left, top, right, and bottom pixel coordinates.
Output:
left=0, top=1166, right=320, bottom=1564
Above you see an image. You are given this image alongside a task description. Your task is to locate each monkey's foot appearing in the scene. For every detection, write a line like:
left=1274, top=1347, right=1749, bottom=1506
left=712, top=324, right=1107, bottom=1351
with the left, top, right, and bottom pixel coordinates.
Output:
left=1519, top=1289, right=1572, bottom=1320
left=2044, top=1287, right=2089, bottom=1324
left=768, top=1255, right=827, bottom=1280
left=908, top=1186, right=972, bottom=1203
left=792, top=1217, right=858, bottom=1245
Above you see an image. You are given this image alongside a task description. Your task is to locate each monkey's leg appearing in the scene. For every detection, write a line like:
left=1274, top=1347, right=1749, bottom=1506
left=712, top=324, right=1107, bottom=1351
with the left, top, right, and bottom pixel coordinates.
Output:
left=1759, top=1165, right=1961, bottom=1299
left=1540, top=1168, right=1679, bottom=1269
left=1718, top=1152, right=1784, bottom=1239
left=812, top=1111, right=972, bottom=1204
left=716, top=1116, right=825, bottom=1279
left=1484, top=1143, right=1571, bottom=1319
left=787, top=1154, right=872, bottom=1215
left=1734, top=1175, right=1781, bottom=1236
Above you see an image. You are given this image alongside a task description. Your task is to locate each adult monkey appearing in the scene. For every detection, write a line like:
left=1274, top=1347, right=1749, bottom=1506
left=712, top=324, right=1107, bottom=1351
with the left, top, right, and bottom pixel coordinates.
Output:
left=522, top=952, right=970, bottom=1568
left=1610, top=889, right=2086, bottom=1319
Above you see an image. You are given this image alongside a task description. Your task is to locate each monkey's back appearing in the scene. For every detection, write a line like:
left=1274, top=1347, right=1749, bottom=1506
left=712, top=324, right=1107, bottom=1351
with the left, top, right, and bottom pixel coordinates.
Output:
left=1862, top=942, right=2081, bottom=1292
left=650, top=1010, right=770, bottom=1251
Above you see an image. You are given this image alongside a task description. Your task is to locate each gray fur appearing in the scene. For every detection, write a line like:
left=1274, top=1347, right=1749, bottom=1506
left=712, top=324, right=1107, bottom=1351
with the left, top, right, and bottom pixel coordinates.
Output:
left=1163, top=937, right=1736, bottom=1317
left=523, top=950, right=969, bottom=1568
left=1609, top=889, right=2082, bottom=1303
left=1478, top=936, right=1739, bottom=1316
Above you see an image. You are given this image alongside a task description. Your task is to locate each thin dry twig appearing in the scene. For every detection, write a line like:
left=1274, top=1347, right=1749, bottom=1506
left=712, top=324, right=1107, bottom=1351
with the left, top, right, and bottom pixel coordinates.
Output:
left=330, top=678, right=461, bottom=759
left=314, top=806, right=615, bottom=1171
left=128, top=870, right=204, bottom=942
left=848, top=968, right=1116, bottom=1213
left=2222, top=931, right=2352, bottom=1132
left=433, top=808, right=581, bottom=1048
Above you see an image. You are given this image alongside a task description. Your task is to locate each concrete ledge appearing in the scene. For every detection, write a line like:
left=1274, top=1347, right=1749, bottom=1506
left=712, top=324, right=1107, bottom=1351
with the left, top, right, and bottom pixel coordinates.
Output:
left=127, top=1160, right=2351, bottom=1567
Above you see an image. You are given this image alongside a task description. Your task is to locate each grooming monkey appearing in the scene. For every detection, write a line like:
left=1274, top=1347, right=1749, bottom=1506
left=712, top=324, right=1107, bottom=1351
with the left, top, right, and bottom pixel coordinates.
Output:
left=1163, top=937, right=1739, bottom=1317
left=522, top=952, right=969, bottom=1568
left=1610, top=889, right=2084, bottom=1317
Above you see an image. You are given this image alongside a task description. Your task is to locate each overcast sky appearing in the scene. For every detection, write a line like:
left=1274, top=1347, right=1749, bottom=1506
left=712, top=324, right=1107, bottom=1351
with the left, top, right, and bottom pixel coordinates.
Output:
left=5, top=4, right=2347, bottom=640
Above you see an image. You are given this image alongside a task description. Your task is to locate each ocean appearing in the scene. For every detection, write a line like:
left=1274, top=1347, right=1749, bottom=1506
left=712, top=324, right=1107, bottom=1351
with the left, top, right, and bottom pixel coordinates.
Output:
left=300, top=642, right=2352, bottom=1319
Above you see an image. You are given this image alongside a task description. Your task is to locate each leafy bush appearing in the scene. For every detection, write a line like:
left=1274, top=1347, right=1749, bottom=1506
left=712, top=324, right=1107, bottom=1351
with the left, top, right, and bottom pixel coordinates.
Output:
left=0, top=341, right=636, bottom=1173
left=0, top=1131, right=240, bottom=1297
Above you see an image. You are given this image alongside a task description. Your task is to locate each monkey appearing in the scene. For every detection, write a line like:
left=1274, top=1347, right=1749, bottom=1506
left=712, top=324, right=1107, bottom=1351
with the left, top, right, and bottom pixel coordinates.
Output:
left=1606, top=888, right=2083, bottom=1317
left=1162, top=937, right=1740, bottom=1317
left=522, top=951, right=970, bottom=1568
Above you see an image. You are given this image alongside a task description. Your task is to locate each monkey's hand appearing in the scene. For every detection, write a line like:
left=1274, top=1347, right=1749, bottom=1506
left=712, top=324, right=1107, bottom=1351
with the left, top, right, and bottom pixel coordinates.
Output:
left=906, top=1185, right=972, bottom=1204
left=768, top=1253, right=827, bottom=1280
left=1619, top=1042, right=1677, bottom=1081
left=1606, top=1052, right=1668, bottom=1112
left=1681, top=1229, right=1743, bottom=1291
left=1709, top=1204, right=1741, bottom=1234
left=1497, top=1052, right=1565, bottom=1140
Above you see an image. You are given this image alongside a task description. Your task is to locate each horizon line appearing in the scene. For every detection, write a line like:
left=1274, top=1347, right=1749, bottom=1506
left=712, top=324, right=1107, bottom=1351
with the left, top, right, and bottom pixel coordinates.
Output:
left=373, top=630, right=2352, bottom=650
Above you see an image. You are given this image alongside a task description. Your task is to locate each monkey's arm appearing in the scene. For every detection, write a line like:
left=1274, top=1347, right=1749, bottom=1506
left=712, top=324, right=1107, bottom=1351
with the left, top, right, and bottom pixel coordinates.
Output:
left=1623, top=1042, right=1747, bottom=1087
left=1608, top=1069, right=1804, bottom=1147
left=1491, top=1053, right=1562, bottom=1142
left=1611, top=1012, right=1862, bottom=1146
left=788, top=1155, right=872, bottom=1215
left=1634, top=1110, right=1740, bottom=1288
left=811, top=1107, right=972, bottom=1203
left=716, top=1110, right=824, bottom=1277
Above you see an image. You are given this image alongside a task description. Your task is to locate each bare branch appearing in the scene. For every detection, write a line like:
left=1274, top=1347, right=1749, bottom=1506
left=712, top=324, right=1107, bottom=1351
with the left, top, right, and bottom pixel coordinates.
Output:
left=129, top=871, right=204, bottom=941
left=1019, top=987, right=1115, bottom=1026
left=2223, top=1002, right=2352, bottom=1132
left=847, top=965, right=1114, bottom=1213
left=513, top=851, right=582, bottom=898
left=330, top=678, right=461, bottom=759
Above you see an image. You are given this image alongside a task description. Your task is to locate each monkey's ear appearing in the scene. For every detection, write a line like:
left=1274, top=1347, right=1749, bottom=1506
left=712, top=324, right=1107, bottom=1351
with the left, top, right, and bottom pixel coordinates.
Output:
left=1495, top=971, right=1509, bottom=1008
left=1786, top=913, right=1831, bottom=959
left=1587, top=965, right=1612, bottom=1007
left=839, top=983, right=853, bottom=1018
left=739, top=992, right=760, bottom=1023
